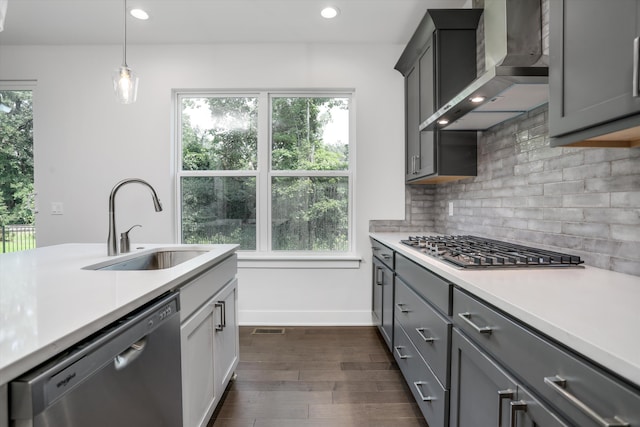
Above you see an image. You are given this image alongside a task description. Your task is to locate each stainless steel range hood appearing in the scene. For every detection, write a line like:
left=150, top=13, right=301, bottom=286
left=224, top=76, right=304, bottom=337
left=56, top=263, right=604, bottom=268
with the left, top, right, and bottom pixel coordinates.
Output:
left=420, top=0, right=548, bottom=131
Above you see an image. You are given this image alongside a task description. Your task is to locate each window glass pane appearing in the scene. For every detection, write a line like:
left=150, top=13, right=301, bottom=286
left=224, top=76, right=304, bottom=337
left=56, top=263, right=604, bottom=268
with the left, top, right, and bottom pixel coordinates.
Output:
left=271, top=176, right=348, bottom=251
left=181, top=97, right=258, bottom=171
left=181, top=176, right=256, bottom=250
left=271, top=97, right=349, bottom=171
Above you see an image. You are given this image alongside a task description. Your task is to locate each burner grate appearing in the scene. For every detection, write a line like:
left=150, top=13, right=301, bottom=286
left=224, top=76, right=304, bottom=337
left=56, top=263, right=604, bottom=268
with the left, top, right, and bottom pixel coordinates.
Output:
left=401, top=235, right=584, bottom=269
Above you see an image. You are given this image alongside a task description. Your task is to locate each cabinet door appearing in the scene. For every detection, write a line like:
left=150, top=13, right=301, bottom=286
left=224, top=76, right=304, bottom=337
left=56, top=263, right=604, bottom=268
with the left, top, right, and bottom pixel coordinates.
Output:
left=181, top=301, right=217, bottom=427
left=419, top=39, right=434, bottom=122
left=406, top=65, right=420, bottom=180
left=451, top=329, right=568, bottom=427
left=550, top=0, right=640, bottom=137
left=214, top=279, right=239, bottom=399
left=450, top=329, right=517, bottom=427
left=372, top=258, right=383, bottom=328
left=381, top=263, right=394, bottom=350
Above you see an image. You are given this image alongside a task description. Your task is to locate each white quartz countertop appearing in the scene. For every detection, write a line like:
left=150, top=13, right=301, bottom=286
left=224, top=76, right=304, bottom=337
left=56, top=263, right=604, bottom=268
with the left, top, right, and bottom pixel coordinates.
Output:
left=370, top=232, right=640, bottom=389
left=0, top=243, right=237, bottom=385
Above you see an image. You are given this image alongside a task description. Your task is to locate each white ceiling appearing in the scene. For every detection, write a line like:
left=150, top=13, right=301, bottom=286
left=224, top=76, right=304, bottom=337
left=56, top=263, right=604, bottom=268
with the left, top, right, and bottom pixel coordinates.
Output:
left=0, top=0, right=469, bottom=45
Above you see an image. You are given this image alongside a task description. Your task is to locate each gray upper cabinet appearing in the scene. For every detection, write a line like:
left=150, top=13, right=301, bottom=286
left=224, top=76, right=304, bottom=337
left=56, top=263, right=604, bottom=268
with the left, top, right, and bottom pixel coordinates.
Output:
left=549, top=0, right=640, bottom=147
left=396, top=9, right=481, bottom=184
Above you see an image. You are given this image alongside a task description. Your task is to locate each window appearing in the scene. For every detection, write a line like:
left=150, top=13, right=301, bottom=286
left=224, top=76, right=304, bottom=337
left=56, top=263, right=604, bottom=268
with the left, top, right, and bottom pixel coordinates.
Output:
left=176, top=91, right=353, bottom=253
left=0, top=86, right=35, bottom=253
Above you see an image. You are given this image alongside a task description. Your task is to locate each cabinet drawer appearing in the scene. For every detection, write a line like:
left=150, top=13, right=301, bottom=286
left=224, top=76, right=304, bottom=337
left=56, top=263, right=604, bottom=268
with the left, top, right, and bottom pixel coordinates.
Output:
left=453, top=287, right=640, bottom=427
left=393, top=321, right=449, bottom=427
left=395, top=253, right=452, bottom=315
left=395, top=277, right=451, bottom=388
left=180, top=254, right=237, bottom=322
left=371, top=238, right=394, bottom=269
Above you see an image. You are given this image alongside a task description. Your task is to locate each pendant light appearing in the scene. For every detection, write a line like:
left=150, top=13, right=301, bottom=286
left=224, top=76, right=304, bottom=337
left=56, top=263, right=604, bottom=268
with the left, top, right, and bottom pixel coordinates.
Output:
left=112, top=0, right=138, bottom=104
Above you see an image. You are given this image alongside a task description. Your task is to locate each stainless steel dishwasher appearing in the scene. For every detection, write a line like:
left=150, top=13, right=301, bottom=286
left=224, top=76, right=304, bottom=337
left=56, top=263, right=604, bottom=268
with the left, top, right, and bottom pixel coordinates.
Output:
left=10, top=292, right=183, bottom=427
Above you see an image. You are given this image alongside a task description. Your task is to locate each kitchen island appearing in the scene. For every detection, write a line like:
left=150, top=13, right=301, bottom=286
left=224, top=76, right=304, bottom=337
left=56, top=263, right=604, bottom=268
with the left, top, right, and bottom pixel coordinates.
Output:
left=0, top=243, right=238, bottom=426
left=371, top=232, right=640, bottom=426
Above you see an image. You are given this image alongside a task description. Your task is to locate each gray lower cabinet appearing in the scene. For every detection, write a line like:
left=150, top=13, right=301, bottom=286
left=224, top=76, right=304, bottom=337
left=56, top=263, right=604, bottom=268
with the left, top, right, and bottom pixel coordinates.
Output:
left=394, top=320, right=449, bottom=427
left=371, top=239, right=394, bottom=350
left=450, top=328, right=569, bottom=427
left=452, top=287, right=640, bottom=426
left=549, top=0, right=640, bottom=147
left=393, top=253, right=453, bottom=426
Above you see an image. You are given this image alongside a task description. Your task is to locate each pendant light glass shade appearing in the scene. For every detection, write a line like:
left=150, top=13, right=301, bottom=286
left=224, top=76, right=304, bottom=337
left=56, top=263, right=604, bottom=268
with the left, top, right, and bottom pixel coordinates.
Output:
left=113, top=65, right=138, bottom=104
left=112, top=0, right=138, bottom=104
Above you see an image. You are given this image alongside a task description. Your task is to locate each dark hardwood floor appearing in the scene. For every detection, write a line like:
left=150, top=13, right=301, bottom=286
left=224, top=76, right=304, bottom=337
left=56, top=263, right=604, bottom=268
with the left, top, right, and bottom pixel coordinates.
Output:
left=208, top=326, right=428, bottom=427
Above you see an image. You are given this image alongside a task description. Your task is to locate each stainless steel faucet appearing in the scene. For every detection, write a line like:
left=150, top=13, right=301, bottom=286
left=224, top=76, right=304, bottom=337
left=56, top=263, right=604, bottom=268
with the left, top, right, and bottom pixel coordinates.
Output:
left=107, top=178, right=163, bottom=256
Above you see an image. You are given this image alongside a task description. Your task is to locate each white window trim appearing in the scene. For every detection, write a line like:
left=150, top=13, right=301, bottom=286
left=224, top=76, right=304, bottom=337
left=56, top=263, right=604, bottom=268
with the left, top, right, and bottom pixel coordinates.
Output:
left=173, top=89, right=357, bottom=259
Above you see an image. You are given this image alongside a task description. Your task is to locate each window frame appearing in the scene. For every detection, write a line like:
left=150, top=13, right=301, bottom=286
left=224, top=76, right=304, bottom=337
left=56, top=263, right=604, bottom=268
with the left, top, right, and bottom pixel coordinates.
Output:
left=174, top=89, right=356, bottom=256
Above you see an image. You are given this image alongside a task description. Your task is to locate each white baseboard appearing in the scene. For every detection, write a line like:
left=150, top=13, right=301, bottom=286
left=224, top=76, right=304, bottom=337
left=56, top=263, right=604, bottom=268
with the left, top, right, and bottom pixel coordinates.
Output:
left=238, top=310, right=374, bottom=326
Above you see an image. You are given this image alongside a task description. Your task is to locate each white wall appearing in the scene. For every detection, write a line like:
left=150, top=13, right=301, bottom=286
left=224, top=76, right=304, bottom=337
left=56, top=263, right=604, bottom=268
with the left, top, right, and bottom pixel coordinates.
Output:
left=0, top=43, right=407, bottom=325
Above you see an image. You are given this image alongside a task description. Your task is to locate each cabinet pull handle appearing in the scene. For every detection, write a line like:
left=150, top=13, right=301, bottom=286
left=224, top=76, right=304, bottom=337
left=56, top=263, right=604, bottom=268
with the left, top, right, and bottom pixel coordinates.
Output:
left=394, top=345, right=410, bottom=359
left=214, top=301, right=225, bottom=331
left=544, top=376, right=630, bottom=426
left=381, top=253, right=392, bottom=260
left=413, top=381, right=434, bottom=402
left=415, top=155, right=420, bottom=173
left=497, top=389, right=515, bottom=427
left=634, top=37, right=640, bottom=97
left=411, top=155, right=416, bottom=174
left=509, top=401, right=528, bottom=427
left=396, top=303, right=411, bottom=313
left=376, top=267, right=384, bottom=285
left=458, top=312, right=493, bottom=334
left=415, top=327, right=435, bottom=343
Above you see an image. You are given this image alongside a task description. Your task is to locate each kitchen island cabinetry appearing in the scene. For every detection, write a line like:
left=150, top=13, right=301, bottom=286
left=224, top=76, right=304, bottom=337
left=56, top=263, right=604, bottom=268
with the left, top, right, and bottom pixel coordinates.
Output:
left=395, top=9, right=480, bottom=183
left=371, top=238, right=394, bottom=350
left=180, top=254, right=239, bottom=427
left=549, top=0, right=640, bottom=147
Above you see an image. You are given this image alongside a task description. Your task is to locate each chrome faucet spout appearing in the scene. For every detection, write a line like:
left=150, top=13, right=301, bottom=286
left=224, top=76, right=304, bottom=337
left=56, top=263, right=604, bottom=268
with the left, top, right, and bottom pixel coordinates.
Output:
left=107, top=178, right=163, bottom=256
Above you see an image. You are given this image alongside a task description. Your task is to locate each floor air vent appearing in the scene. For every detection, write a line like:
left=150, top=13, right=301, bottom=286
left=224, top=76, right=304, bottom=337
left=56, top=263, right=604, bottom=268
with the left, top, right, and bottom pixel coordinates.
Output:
left=251, top=328, right=285, bottom=335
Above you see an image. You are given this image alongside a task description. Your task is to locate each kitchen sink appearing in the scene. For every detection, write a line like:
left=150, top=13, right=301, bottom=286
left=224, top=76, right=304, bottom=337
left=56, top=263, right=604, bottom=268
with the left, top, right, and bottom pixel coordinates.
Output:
left=85, top=249, right=209, bottom=271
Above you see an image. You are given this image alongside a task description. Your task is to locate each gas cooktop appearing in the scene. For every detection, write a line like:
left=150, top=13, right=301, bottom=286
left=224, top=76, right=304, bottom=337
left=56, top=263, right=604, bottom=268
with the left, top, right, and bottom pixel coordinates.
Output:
left=400, top=235, right=584, bottom=269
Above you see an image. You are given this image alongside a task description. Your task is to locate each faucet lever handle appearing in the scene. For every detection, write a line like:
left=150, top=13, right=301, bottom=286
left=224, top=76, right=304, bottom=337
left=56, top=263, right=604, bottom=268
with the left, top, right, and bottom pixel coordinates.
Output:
left=120, top=224, right=142, bottom=254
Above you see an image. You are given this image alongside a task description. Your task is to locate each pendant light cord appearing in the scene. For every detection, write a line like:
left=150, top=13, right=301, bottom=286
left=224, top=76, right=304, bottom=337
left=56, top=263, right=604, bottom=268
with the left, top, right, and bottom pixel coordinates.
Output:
left=122, top=0, right=128, bottom=67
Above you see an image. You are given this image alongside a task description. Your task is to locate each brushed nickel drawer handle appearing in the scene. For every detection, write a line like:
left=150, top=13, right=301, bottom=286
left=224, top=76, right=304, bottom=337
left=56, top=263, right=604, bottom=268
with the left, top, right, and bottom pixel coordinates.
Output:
left=394, top=345, right=410, bottom=360
left=498, top=389, right=515, bottom=427
left=509, top=401, right=528, bottom=427
left=396, top=303, right=410, bottom=313
left=634, top=37, right=640, bottom=97
left=375, top=266, right=383, bottom=285
left=544, top=376, right=630, bottom=426
left=413, top=381, right=434, bottom=402
left=415, top=327, right=435, bottom=343
left=458, top=312, right=492, bottom=334
left=381, top=253, right=392, bottom=260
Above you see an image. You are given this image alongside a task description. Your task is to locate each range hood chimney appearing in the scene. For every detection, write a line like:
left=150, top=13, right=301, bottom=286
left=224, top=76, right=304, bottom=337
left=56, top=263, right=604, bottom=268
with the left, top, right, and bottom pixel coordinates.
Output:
left=421, top=0, right=548, bottom=131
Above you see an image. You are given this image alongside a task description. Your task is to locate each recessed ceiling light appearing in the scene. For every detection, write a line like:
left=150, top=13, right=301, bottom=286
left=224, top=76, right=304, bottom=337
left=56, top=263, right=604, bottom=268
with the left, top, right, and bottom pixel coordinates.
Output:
left=321, top=6, right=340, bottom=19
left=130, top=8, right=149, bottom=20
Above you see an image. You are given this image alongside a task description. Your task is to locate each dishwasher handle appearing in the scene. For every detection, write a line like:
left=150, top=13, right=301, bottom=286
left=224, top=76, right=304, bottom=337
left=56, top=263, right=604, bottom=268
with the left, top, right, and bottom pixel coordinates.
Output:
left=114, top=337, right=147, bottom=370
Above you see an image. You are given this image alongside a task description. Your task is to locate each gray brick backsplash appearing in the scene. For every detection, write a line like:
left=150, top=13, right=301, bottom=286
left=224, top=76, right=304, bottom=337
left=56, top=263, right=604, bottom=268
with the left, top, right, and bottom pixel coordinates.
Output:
left=611, top=191, right=640, bottom=208
left=371, top=105, right=640, bottom=276
left=562, top=193, right=610, bottom=208
left=562, top=222, right=610, bottom=239
left=584, top=208, right=640, bottom=225
left=611, top=224, right=640, bottom=242
left=544, top=180, right=584, bottom=195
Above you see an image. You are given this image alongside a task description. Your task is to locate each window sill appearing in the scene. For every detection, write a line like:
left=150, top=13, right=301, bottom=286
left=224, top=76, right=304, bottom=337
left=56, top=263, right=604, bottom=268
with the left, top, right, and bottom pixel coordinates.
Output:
left=237, top=253, right=362, bottom=269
